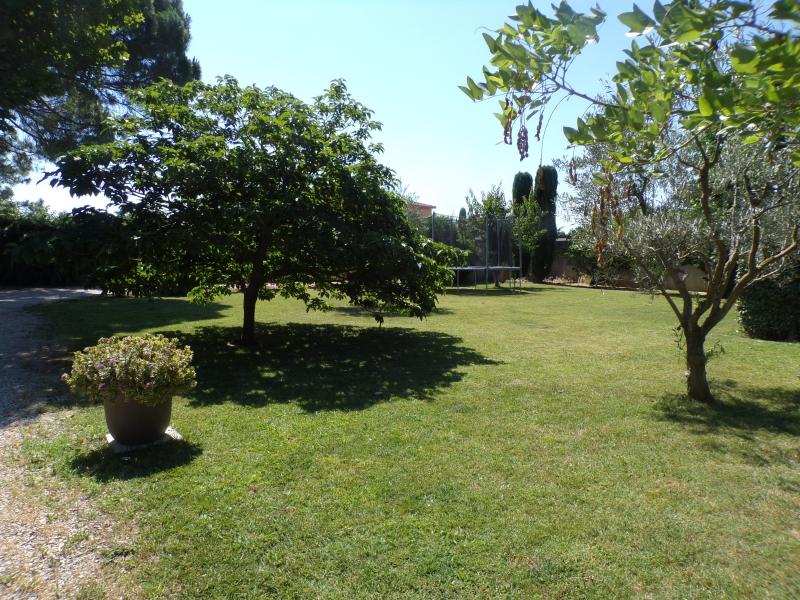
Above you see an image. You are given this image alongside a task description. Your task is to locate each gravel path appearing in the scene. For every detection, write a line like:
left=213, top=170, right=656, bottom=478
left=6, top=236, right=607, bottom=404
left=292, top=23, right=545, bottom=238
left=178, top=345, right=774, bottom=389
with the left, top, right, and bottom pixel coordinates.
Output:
left=0, top=288, right=100, bottom=426
left=0, top=288, right=133, bottom=599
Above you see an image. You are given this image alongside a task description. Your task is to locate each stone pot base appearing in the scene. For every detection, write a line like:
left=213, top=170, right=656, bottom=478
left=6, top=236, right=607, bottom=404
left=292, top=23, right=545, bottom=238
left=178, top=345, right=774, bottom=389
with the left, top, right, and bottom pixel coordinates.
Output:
left=106, top=426, right=183, bottom=454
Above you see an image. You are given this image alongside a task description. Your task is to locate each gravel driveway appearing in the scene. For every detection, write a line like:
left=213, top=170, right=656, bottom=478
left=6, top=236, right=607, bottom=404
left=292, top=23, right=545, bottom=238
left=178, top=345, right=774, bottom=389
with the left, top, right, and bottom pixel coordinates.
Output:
left=0, top=288, right=132, bottom=599
left=0, top=288, right=100, bottom=425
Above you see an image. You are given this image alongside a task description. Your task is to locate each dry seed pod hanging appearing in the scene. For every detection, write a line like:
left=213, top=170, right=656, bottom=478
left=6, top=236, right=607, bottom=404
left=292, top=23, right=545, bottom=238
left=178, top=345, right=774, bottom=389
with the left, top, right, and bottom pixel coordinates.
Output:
left=517, top=121, right=529, bottom=161
left=568, top=158, right=578, bottom=185
left=503, top=97, right=513, bottom=145
left=610, top=182, right=625, bottom=239
left=593, top=181, right=611, bottom=267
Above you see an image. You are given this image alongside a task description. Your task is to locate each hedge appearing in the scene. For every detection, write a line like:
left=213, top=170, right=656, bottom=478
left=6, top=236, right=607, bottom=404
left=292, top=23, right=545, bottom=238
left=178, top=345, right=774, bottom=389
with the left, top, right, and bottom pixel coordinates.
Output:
left=737, top=261, right=800, bottom=342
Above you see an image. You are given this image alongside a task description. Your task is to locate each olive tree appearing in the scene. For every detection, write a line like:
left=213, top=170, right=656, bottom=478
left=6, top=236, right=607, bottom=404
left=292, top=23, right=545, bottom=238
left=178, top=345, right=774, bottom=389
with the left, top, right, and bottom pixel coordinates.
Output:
left=52, top=78, right=455, bottom=344
left=464, top=1, right=800, bottom=402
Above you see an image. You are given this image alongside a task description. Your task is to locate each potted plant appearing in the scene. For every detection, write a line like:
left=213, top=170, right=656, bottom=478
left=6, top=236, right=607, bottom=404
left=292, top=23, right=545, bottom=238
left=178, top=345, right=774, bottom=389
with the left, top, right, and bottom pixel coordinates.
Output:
left=63, top=334, right=196, bottom=445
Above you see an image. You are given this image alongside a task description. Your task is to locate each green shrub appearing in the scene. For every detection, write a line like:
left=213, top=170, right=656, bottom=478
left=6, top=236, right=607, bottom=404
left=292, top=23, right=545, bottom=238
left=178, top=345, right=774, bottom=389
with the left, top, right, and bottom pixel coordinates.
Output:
left=737, top=262, right=800, bottom=342
left=63, top=334, right=196, bottom=406
left=1, top=202, right=197, bottom=293
left=563, top=225, right=634, bottom=286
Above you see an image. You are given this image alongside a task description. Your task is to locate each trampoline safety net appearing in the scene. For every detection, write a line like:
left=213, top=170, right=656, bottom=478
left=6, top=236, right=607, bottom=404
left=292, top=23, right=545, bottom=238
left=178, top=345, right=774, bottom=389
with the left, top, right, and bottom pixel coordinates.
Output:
left=416, top=213, right=523, bottom=288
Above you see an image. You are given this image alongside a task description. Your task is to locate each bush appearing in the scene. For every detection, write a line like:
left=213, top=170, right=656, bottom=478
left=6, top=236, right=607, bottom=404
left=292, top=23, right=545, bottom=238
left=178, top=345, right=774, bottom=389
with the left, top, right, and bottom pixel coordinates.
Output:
left=737, top=262, right=800, bottom=342
left=563, top=226, right=633, bottom=286
left=63, top=334, right=196, bottom=406
left=0, top=200, right=81, bottom=285
left=1, top=201, right=197, bottom=294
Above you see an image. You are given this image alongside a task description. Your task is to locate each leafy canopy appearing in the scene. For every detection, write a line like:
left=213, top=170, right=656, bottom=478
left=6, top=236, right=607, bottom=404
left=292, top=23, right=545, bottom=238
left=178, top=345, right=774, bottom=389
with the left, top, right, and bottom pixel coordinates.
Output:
left=52, top=78, right=455, bottom=340
left=463, top=0, right=800, bottom=172
left=0, top=0, right=200, bottom=195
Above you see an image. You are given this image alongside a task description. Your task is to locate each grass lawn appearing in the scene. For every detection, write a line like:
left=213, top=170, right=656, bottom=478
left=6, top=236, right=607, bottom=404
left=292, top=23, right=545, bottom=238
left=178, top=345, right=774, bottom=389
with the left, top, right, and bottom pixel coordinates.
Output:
left=24, top=284, right=800, bottom=598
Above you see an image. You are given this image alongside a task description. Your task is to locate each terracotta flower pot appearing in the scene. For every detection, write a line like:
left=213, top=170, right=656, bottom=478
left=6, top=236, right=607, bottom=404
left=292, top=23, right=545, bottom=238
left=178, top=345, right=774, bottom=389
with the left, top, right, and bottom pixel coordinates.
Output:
left=103, top=396, right=172, bottom=445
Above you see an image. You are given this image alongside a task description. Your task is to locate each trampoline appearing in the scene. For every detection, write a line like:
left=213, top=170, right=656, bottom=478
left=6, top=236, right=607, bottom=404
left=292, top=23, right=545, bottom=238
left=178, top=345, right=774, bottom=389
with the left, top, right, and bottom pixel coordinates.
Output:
left=426, top=212, right=523, bottom=290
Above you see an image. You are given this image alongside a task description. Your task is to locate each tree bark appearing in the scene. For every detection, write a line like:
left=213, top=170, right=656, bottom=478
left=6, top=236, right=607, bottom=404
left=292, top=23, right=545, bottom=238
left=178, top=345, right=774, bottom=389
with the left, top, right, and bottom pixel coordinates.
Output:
left=685, top=325, right=714, bottom=403
left=240, top=283, right=260, bottom=346
left=240, top=237, right=270, bottom=346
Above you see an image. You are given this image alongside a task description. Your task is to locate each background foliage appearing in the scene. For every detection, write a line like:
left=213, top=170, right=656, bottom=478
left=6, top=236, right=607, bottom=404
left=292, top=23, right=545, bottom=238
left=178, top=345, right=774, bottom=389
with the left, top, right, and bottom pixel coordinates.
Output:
left=0, top=0, right=199, bottom=198
left=738, top=257, right=800, bottom=342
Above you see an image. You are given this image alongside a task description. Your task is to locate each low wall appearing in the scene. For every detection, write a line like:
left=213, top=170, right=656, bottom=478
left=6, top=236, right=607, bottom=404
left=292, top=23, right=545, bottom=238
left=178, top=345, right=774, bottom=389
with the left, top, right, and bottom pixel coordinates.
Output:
left=549, top=240, right=708, bottom=293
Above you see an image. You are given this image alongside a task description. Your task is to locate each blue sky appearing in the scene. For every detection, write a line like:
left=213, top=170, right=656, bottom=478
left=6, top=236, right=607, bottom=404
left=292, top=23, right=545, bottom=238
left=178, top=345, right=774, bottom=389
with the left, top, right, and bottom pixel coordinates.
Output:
left=16, top=0, right=633, bottom=228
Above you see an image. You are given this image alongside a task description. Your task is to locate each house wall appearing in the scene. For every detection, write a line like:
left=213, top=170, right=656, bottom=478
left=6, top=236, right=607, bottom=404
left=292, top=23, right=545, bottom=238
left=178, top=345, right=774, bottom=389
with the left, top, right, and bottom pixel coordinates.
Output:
left=409, top=203, right=435, bottom=218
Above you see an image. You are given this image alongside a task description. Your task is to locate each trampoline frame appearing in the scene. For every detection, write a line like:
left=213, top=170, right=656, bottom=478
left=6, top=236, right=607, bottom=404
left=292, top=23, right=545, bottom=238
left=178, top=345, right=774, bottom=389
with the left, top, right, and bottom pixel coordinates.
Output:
left=429, top=211, right=524, bottom=291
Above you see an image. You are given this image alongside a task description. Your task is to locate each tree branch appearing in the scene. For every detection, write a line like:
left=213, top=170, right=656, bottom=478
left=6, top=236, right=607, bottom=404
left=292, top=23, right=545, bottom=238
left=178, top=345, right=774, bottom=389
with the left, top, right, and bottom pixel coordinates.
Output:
left=623, top=239, right=684, bottom=323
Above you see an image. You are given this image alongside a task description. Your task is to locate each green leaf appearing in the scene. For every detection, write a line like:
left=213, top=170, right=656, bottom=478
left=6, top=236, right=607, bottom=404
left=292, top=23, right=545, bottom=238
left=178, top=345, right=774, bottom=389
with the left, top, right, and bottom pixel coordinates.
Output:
left=652, top=0, right=666, bottom=22
left=674, top=27, right=703, bottom=43
left=463, top=76, right=484, bottom=100
left=566, top=24, right=584, bottom=45
left=616, top=60, right=638, bottom=78
left=698, top=93, right=714, bottom=117
left=563, top=126, right=579, bottom=142
left=482, top=33, right=498, bottom=53
left=717, top=91, right=735, bottom=114
left=609, top=150, right=634, bottom=164
left=791, top=148, right=800, bottom=168
left=730, top=45, right=758, bottom=74
left=564, top=122, right=595, bottom=144
left=481, top=69, right=499, bottom=95
left=650, top=101, right=667, bottom=122
left=771, top=0, right=800, bottom=21
left=628, top=108, right=644, bottom=129
left=618, top=4, right=655, bottom=35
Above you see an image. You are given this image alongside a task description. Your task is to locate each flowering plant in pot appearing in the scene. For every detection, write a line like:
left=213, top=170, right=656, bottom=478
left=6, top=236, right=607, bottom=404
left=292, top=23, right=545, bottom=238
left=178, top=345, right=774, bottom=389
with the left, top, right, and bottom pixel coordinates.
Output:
left=63, top=334, right=196, bottom=445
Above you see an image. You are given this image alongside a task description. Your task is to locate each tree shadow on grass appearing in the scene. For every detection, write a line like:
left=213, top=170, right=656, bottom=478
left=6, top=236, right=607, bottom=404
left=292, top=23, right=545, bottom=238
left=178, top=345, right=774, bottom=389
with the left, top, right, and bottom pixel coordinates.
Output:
left=655, top=380, right=800, bottom=466
left=30, top=297, right=228, bottom=348
left=69, top=439, right=202, bottom=482
left=334, top=306, right=454, bottom=318
left=656, top=380, right=800, bottom=435
left=0, top=298, right=229, bottom=428
left=163, top=323, right=497, bottom=412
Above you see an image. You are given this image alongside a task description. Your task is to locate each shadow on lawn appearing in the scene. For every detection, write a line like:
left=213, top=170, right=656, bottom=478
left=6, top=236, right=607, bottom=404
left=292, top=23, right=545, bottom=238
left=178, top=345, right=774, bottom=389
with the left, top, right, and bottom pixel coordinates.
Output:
left=657, top=380, right=800, bottom=435
left=31, top=297, right=228, bottom=347
left=69, top=439, right=202, bottom=482
left=656, top=381, right=800, bottom=466
left=0, top=298, right=229, bottom=428
left=165, top=323, right=496, bottom=412
left=334, top=306, right=454, bottom=318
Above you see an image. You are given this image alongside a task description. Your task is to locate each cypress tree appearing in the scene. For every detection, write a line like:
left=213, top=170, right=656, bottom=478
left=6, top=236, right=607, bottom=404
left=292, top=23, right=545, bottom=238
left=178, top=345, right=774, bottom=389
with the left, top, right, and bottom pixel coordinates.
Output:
left=512, top=171, right=533, bottom=205
left=531, top=165, right=558, bottom=282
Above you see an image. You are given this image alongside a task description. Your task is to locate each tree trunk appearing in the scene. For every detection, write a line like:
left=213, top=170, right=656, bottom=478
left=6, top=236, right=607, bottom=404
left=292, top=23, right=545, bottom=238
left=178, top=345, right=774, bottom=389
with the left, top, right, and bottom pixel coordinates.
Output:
left=527, top=253, right=537, bottom=281
left=241, top=284, right=259, bottom=346
left=685, top=325, right=714, bottom=403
